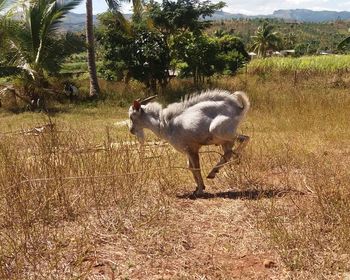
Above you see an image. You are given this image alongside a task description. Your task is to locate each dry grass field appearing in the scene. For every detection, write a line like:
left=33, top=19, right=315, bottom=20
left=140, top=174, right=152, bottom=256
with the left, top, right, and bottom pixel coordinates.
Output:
left=0, top=72, right=350, bottom=279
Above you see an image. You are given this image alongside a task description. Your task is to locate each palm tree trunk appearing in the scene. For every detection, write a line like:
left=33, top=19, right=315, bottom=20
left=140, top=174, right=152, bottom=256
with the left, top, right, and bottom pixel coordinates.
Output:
left=86, top=0, right=100, bottom=97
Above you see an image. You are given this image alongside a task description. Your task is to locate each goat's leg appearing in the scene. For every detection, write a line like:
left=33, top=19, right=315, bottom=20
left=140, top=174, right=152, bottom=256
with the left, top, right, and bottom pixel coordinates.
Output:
left=234, top=134, right=250, bottom=155
left=207, top=142, right=234, bottom=179
left=207, top=135, right=250, bottom=179
left=187, top=151, right=205, bottom=195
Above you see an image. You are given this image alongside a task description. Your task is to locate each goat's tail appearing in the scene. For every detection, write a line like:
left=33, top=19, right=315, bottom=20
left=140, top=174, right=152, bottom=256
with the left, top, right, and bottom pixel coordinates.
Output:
left=234, top=91, right=250, bottom=118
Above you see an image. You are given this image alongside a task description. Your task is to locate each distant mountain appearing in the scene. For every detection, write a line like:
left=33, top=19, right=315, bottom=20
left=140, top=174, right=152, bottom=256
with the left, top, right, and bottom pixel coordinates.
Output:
left=209, top=9, right=350, bottom=22
left=271, top=9, right=350, bottom=22
left=61, top=13, right=97, bottom=32
left=61, top=9, right=350, bottom=32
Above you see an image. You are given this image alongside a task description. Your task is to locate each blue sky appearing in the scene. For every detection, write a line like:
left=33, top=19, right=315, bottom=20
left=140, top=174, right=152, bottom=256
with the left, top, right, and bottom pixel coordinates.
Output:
left=72, top=0, right=350, bottom=15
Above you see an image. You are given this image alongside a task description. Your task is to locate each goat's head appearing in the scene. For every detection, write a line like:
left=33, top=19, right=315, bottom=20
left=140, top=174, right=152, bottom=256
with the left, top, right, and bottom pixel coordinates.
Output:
left=128, top=95, right=157, bottom=144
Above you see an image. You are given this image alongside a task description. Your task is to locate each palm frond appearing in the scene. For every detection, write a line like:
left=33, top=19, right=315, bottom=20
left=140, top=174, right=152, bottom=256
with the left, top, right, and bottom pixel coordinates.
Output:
left=34, top=0, right=83, bottom=64
left=338, top=36, right=350, bottom=50
left=115, top=10, right=132, bottom=34
left=42, top=0, right=83, bottom=37
left=105, top=0, right=122, bottom=11
left=132, top=0, right=143, bottom=21
left=0, top=0, right=10, bottom=11
left=8, top=39, right=37, bottom=79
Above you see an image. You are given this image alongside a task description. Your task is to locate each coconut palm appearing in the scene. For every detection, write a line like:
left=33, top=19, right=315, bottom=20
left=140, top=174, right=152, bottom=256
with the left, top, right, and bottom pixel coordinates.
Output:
left=0, top=0, right=12, bottom=51
left=2, top=0, right=82, bottom=80
left=338, top=34, right=350, bottom=52
left=86, top=0, right=142, bottom=98
left=0, top=0, right=83, bottom=109
left=85, top=0, right=122, bottom=98
left=251, top=21, right=280, bottom=58
left=85, top=0, right=100, bottom=97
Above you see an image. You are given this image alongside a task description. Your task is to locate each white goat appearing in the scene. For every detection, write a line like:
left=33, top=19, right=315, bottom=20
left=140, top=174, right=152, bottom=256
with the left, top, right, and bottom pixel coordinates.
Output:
left=128, top=89, right=250, bottom=196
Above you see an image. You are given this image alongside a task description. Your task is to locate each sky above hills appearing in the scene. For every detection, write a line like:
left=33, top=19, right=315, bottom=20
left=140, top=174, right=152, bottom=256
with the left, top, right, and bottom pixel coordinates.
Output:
left=72, top=0, right=350, bottom=15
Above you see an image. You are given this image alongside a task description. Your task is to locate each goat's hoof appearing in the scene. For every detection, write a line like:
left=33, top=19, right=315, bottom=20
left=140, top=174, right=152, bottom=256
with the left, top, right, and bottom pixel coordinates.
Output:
left=193, top=188, right=205, bottom=197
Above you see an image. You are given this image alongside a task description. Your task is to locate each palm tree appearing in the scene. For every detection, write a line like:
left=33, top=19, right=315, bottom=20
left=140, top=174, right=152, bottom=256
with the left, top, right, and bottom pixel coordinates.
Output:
left=338, top=35, right=350, bottom=52
left=85, top=0, right=123, bottom=98
left=3, top=0, right=82, bottom=78
left=0, top=0, right=11, bottom=50
left=251, top=21, right=280, bottom=58
left=1, top=0, right=82, bottom=107
left=85, top=0, right=100, bottom=98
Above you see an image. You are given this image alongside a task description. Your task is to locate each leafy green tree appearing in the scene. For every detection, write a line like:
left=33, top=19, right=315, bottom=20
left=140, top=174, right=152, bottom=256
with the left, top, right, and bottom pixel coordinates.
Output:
left=251, top=21, right=281, bottom=57
left=215, top=34, right=250, bottom=75
left=0, top=0, right=16, bottom=75
left=2, top=0, right=82, bottom=77
left=131, top=29, right=170, bottom=91
left=147, top=0, right=225, bottom=36
left=172, top=32, right=249, bottom=84
left=283, top=32, right=297, bottom=50
left=172, top=32, right=218, bottom=84
left=147, top=0, right=225, bottom=85
left=295, top=40, right=320, bottom=56
left=99, top=0, right=231, bottom=88
left=99, top=12, right=170, bottom=91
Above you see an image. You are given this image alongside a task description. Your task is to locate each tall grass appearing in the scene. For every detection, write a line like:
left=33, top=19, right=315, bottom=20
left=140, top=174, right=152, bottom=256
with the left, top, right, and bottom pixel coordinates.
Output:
left=1, top=72, right=350, bottom=278
left=248, top=55, right=350, bottom=74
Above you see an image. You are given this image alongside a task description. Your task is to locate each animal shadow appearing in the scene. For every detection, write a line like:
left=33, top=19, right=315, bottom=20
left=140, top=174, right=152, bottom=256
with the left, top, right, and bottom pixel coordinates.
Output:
left=177, top=188, right=305, bottom=200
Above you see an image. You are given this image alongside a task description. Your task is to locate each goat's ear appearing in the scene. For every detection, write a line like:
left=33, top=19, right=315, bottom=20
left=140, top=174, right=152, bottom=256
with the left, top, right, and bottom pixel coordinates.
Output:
left=133, top=100, right=141, bottom=111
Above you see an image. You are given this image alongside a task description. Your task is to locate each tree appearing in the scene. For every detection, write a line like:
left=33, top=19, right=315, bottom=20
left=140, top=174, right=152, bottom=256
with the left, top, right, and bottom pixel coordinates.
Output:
left=283, top=32, right=297, bottom=50
left=147, top=0, right=225, bottom=36
left=85, top=0, right=130, bottom=98
left=251, top=21, right=280, bottom=58
left=337, top=35, right=350, bottom=53
left=172, top=32, right=218, bottom=84
left=99, top=0, right=231, bottom=89
left=86, top=0, right=100, bottom=98
left=172, top=32, right=249, bottom=84
left=98, top=10, right=170, bottom=92
left=0, top=0, right=83, bottom=108
left=148, top=0, right=225, bottom=85
left=215, top=34, right=250, bottom=75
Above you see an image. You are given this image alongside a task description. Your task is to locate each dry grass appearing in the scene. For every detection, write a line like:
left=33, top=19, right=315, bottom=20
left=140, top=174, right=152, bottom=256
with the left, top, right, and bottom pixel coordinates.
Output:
left=0, top=72, right=350, bottom=279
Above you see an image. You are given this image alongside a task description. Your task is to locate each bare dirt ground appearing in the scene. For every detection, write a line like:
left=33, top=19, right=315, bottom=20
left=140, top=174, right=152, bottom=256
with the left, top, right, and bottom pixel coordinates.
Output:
left=85, top=190, right=295, bottom=280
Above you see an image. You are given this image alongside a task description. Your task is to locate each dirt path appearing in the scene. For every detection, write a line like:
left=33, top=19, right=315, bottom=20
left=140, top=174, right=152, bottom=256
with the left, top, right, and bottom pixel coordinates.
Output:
left=89, top=192, right=290, bottom=279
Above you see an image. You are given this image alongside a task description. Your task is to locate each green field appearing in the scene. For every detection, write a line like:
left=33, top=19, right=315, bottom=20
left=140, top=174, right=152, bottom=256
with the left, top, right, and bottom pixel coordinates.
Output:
left=248, top=55, right=350, bottom=73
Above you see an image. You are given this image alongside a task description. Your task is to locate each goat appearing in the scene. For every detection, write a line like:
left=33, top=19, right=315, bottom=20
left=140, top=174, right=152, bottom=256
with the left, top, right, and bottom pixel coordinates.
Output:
left=128, top=89, right=250, bottom=196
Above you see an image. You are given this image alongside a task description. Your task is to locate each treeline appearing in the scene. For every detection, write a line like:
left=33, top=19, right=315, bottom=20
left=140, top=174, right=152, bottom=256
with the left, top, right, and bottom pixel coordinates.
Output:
left=2, top=0, right=350, bottom=111
left=207, top=18, right=350, bottom=55
left=95, top=0, right=250, bottom=91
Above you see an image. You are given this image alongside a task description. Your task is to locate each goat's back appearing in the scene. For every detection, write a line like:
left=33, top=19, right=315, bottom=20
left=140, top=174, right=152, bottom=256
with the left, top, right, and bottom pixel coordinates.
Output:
left=162, top=90, right=248, bottom=123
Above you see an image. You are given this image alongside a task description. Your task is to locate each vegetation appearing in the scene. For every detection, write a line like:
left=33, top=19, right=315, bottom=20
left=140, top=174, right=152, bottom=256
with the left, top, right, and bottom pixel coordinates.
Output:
left=0, top=0, right=84, bottom=109
left=207, top=18, right=350, bottom=54
left=250, top=21, right=280, bottom=57
left=1, top=72, right=350, bottom=279
left=98, top=0, right=249, bottom=89
left=248, top=55, right=350, bottom=73
left=1, top=1, right=350, bottom=278
left=85, top=0, right=125, bottom=98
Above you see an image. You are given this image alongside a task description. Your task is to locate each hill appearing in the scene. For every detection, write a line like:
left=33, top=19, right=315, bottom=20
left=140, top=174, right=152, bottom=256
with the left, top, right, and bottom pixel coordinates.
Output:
left=61, top=13, right=98, bottom=32
left=209, top=9, right=350, bottom=22
left=271, top=9, right=350, bottom=22
left=61, top=9, right=350, bottom=32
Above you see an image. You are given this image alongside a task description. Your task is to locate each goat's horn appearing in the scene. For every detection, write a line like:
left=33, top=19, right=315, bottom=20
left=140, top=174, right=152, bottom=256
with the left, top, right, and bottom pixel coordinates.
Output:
left=140, top=95, right=158, bottom=105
